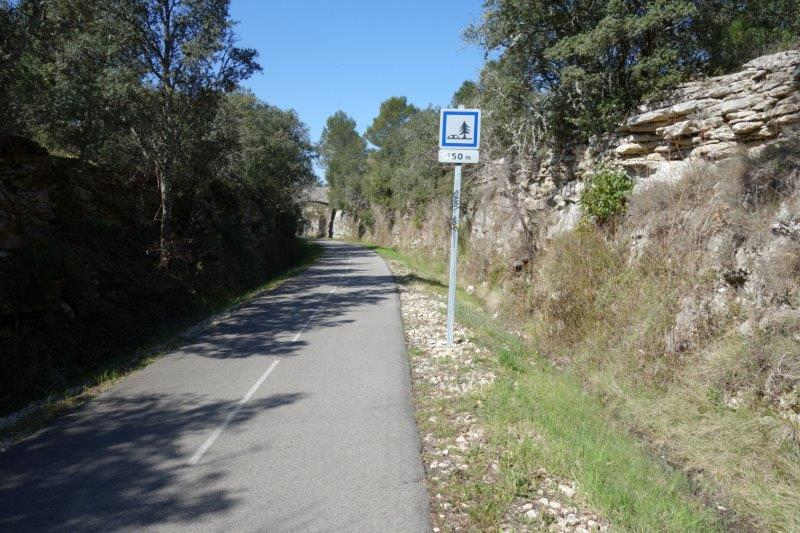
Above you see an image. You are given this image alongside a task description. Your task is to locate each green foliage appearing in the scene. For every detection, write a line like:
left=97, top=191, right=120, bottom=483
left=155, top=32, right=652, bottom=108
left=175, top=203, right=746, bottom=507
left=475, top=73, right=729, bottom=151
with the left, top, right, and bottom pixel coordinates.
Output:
left=699, top=0, right=800, bottom=73
left=363, top=96, right=417, bottom=148
left=1, top=0, right=318, bottom=409
left=215, top=91, right=315, bottom=197
left=318, top=111, right=368, bottom=211
left=467, top=0, right=800, bottom=143
left=580, top=167, right=633, bottom=223
left=322, top=98, right=447, bottom=220
left=451, top=80, right=479, bottom=107
left=364, top=104, right=446, bottom=211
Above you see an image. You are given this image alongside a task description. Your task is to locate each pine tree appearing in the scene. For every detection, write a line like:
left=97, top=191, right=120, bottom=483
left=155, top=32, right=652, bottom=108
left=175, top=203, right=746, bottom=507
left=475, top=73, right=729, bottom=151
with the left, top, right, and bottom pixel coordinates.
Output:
left=459, top=121, right=471, bottom=139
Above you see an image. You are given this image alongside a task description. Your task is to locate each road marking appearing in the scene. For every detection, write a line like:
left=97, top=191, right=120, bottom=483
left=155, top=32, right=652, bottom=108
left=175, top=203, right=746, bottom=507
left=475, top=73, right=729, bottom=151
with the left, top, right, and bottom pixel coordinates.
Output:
left=188, top=359, right=279, bottom=465
left=188, top=285, right=339, bottom=466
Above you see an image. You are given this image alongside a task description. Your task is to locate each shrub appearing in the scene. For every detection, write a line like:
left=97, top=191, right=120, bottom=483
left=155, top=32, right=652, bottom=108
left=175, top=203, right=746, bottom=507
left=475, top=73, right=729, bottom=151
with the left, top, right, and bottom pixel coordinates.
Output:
left=580, top=167, right=633, bottom=223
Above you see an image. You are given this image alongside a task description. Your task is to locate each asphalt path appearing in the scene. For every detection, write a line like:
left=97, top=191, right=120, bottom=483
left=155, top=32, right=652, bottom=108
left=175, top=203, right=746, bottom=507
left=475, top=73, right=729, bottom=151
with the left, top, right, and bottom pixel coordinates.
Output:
left=0, top=241, right=429, bottom=532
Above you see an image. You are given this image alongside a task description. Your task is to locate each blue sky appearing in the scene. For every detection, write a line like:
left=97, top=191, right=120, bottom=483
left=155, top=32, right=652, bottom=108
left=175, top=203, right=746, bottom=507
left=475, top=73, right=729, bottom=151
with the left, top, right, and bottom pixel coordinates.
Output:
left=230, top=0, right=486, bottom=156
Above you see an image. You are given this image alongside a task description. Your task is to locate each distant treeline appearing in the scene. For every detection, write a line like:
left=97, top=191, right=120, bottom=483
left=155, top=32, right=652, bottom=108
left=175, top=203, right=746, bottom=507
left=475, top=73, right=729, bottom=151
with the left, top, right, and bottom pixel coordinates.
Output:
left=0, top=0, right=315, bottom=410
left=320, top=0, right=799, bottom=222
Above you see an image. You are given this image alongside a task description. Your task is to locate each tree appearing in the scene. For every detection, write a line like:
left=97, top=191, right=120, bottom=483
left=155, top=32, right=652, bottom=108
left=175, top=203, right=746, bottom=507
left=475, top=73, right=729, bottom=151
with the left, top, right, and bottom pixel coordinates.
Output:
left=467, top=0, right=800, bottom=141
left=215, top=90, right=315, bottom=201
left=0, top=0, right=25, bottom=136
left=364, top=96, right=417, bottom=148
left=451, top=80, right=479, bottom=108
left=318, top=111, right=367, bottom=212
left=7, top=0, right=141, bottom=159
left=697, top=0, right=800, bottom=72
left=115, top=0, right=260, bottom=266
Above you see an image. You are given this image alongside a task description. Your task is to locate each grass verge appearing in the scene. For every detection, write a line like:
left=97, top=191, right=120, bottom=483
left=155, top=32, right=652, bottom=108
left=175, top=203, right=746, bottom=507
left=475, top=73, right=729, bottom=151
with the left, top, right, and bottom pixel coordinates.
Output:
left=0, top=240, right=324, bottom=446
left=375, top=244, right=720, bottom=532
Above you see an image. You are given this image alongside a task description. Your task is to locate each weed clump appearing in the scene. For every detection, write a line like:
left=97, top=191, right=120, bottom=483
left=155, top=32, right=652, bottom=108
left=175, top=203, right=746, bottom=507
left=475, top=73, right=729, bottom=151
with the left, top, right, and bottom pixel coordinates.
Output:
left=580, top=167, right=633, bottom=224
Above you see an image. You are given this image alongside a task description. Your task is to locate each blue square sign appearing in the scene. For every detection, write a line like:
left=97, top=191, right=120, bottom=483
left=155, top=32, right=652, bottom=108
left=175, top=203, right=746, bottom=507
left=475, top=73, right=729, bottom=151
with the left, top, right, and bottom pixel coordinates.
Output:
left=439, top=109, right=481, bottom=149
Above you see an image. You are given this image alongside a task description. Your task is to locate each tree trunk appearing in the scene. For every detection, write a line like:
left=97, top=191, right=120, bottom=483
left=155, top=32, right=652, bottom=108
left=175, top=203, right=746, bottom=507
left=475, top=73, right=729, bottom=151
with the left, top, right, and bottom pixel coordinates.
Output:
left=157, top=166, right=170, bottom=267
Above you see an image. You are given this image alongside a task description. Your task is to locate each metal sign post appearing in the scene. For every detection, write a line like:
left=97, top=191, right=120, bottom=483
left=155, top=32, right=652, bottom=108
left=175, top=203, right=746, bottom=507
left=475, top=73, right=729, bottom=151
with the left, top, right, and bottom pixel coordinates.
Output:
left=446, top=164, right=462, bottom=345
left=439, top=106, right=480, bottom=346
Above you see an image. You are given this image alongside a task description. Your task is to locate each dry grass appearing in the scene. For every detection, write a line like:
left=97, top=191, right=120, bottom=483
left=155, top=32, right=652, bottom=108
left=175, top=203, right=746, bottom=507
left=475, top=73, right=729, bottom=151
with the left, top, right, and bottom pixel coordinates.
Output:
left=365, top=133, right=800, bottom=529
left=517, top=142, right=800, bottom=529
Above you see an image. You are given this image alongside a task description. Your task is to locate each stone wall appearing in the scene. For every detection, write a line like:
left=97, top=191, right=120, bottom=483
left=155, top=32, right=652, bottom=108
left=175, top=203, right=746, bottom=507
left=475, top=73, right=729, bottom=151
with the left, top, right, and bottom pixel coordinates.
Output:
left=300, top=201, right=330, bottom=238
left=343, top=51, right=800, bottom=271
left=615, top=50, right=800, bottom=175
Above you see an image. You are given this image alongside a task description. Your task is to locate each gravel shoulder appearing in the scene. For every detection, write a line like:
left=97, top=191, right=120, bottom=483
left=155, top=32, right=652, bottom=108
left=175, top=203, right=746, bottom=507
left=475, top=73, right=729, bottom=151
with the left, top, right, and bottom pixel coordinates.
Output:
left=385, top=257, right=609, bottom=533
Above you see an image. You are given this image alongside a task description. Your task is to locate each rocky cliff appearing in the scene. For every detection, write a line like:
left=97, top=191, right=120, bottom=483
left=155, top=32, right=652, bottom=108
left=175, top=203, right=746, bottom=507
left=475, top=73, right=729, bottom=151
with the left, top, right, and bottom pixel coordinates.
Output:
left=363, top=50, right=800, bottom=268
left=352, top=50, right=800, bottom=529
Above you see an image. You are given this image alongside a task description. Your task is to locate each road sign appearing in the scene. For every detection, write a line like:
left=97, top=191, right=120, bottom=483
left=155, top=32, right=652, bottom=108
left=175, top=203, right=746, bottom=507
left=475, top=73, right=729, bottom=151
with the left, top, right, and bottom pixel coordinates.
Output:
left=439, top=107, right=481, bottom=346
left=439, top=109, right=481, bottom=150
left=438, top=149, right=479, bottom=163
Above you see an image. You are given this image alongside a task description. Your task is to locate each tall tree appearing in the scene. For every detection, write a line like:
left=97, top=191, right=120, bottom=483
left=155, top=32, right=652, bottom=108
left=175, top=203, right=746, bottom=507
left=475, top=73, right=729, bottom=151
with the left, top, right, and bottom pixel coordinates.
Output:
left=318, top=111, right=367, bottom=213
left=364, top=96, right=417, bottom=148
left=215, top=90, right=316, bottom=203
left=9, top=0, right=140, bottom=159
left=0, top=0, right=25, bottom=136
left=115, top=0, right=260, bottom=265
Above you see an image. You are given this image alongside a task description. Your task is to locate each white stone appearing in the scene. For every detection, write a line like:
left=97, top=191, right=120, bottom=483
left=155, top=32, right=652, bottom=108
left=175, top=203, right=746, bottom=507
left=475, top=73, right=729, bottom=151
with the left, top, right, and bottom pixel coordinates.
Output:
left=690, top=142, right=740, bottom=159
left=657, top=120, right=699, bottom=139
left=770, top=100, right=800, bottom=118
left=742, top=50, right=800, bottom=71
left=615, top=142, right=653, bottom=156
left=670, top=98, right=717, bottom=116
left=559, top=483, right=576, bottom=498
left=619, top=133, right=661, bottom=144
left=525, top=509, right=539, bottom=520
left=768, top=84, right=796, bottom=99
left=715, top=95, right=764, bottom=115
left=725, top=110, right=762, bottom=122
left=731, top=121, right=764, bottom=135
left=708, top=126, right=736, bottom=142
left=774, top=112, right=800, bottom=125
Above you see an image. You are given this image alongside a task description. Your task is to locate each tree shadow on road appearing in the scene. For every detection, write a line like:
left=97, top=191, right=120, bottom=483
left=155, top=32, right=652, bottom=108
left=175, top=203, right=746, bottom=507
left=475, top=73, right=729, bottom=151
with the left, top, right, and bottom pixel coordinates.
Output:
left=0, top=390, right=306, bottom=532
left=180, top=243, right=402, bottom=360
left=0, top=241, right=399, bottom=531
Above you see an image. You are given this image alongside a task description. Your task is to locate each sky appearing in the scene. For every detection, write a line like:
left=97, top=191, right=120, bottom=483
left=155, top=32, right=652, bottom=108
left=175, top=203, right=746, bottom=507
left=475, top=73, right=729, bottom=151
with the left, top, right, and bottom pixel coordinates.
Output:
left=229, top=0, right=487, bottom=172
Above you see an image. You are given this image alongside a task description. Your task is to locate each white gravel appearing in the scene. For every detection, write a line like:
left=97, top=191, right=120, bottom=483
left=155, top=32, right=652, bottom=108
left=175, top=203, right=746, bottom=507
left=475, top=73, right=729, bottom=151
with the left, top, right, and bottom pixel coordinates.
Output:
left=387, top=259, right=609, bottom=532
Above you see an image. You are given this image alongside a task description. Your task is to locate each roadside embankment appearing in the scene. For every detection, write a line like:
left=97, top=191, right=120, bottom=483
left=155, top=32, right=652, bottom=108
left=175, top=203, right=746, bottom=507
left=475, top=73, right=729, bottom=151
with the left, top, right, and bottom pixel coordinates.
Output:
left=379, top=247, right=721, bottom=532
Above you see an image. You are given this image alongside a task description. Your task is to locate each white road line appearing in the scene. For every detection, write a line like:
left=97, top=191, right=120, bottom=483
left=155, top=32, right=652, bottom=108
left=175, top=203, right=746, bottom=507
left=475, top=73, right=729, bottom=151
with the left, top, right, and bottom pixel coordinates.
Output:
left=188, top=359, right=279, bottom=465
left=188, top=285, right=339, bottom=466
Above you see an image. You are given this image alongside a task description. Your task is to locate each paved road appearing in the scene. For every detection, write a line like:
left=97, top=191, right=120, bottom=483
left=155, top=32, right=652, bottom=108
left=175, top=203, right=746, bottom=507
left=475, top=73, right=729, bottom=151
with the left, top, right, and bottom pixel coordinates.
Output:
left=0, top=241, right=429, bottom=532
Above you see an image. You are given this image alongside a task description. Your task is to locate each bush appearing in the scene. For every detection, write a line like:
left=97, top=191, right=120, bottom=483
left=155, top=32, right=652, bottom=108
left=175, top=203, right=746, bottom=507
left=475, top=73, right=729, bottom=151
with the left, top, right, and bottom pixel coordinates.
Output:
left=580, top=167, right=633, bottom=223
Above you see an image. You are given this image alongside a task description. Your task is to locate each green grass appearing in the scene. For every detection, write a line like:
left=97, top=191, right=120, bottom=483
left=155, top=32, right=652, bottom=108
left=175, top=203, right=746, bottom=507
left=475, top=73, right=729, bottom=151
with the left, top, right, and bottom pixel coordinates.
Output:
left=374, top=242, right=720, bottom=532
left=1, top=241, right=324, bottom=443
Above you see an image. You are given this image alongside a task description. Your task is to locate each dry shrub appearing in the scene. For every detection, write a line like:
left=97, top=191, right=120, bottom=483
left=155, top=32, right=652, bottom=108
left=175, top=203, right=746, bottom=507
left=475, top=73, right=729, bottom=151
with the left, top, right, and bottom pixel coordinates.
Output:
left=741, top=132, right=800, bottom=209
left=528, top=225, right=622, bottom=343
left=521, top=223, right=683, bottom=385
left=627, top=158, right=752, bottom=272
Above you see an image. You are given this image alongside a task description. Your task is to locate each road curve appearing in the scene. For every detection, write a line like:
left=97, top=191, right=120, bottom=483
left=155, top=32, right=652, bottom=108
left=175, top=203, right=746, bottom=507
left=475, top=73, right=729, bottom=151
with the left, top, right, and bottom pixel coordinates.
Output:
left=0, top=241, right=429, bottom=532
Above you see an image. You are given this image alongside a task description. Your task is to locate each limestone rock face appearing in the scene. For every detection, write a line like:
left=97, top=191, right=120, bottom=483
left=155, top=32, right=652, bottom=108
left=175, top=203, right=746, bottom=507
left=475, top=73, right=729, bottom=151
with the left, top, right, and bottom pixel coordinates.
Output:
left=358, top=50, right=800, bottom=273
left=615, top=49, right=799, bottom=170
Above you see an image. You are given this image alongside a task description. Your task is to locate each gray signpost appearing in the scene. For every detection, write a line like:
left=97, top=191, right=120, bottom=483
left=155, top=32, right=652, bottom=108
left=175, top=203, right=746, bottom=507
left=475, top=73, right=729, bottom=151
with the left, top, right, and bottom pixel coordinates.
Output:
left=438, top=106, right=481, bottom=345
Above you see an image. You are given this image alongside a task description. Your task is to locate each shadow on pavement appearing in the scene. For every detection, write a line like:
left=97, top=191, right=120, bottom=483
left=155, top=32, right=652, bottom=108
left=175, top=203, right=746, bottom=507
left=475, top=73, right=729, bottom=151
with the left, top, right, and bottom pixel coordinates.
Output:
left=0, top=391, right=305, bottom=531
left=0, top=241, right=394, bottom=531
left=181, top=242, right=399, bottom=360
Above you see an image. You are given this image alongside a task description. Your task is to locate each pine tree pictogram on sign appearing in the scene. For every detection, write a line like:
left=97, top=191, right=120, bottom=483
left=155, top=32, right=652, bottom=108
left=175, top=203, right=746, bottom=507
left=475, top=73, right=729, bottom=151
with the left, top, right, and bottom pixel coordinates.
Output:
left=448, top=120, right=472, bottom=140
